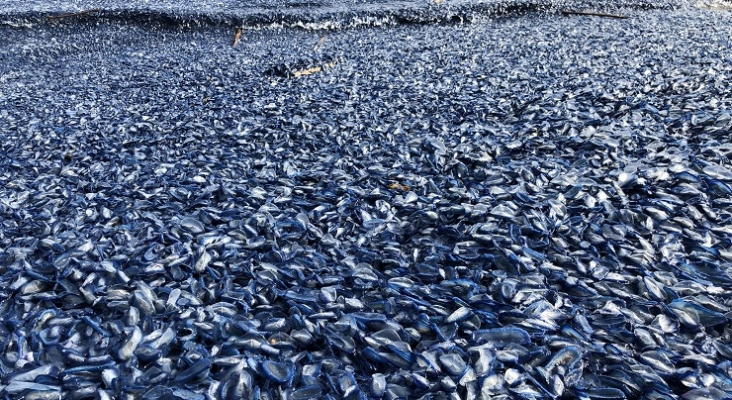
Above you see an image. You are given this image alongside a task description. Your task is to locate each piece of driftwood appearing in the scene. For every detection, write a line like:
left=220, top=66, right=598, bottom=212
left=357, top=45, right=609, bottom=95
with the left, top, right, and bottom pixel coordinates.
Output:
left=46, top=9, right=100, bottom=20
left=293, top=61, right=336, bottom=78
left=561, top=10, right=629, bottom=19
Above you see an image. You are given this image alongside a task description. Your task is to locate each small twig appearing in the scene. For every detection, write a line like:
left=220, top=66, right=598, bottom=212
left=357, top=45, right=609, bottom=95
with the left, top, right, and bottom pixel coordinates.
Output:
left=561, top=10, right=629, bottom=19
left=232, top=27, right=242, bottom=46
left=313, top=35, right=328, bottom=51
left=46, top=9, right=100, bottom=21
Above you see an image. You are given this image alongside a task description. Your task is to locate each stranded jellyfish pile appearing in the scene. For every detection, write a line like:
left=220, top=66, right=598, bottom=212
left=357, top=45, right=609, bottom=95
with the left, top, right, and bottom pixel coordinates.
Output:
left=1, top=0, right=732, bottom=399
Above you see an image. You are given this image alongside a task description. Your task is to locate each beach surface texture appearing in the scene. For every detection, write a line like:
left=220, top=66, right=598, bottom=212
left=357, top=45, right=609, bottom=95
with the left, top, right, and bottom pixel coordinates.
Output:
left=1, top=0, right=732, bottom=399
